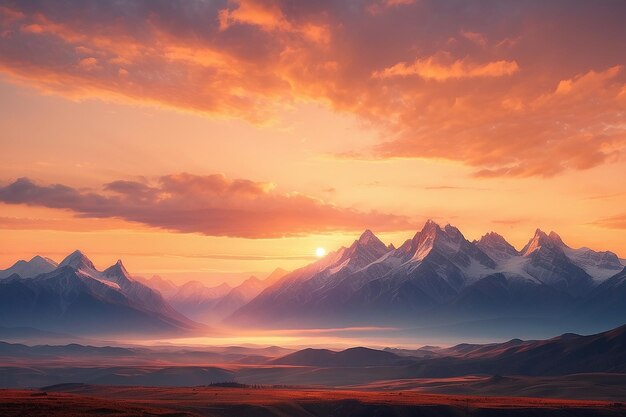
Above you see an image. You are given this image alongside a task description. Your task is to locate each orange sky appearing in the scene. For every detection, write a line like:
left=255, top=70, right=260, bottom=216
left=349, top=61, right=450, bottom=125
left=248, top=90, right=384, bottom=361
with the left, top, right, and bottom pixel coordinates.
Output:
left=0, top=0, right=624, bottom=285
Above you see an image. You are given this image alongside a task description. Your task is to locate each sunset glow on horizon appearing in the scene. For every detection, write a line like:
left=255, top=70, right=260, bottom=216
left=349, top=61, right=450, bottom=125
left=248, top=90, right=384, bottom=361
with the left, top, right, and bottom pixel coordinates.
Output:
left=0, top=0, right=625, bottom=286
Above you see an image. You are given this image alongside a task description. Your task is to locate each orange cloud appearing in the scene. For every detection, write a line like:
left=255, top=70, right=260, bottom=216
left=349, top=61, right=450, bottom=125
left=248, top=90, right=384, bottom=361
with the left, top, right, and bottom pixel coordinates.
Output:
left=0, top=174, right=414, bottom=238
left=373, top=55, right=519, bottom=80
left=461, top=30, right=488, bottom=47
left=219, top=0, right=330, bottom=43
left=0, top=1, right=624, bottom=178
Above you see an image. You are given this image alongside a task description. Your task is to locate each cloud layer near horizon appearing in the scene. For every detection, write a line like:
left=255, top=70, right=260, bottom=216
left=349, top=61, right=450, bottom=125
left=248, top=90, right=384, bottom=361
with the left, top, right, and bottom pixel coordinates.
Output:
left=0, top=0, right=625, bottom=177
left=0, top=174, right=413, bottom=238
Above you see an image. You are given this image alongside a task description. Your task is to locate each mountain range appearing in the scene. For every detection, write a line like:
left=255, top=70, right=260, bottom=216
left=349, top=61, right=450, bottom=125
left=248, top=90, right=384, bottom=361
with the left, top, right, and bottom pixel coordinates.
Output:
left=227, top=221, right=625, bottom=331
left=1, top=220, right=624, bottom=337
left=135, top=268, right=287, bottom=323
left=0, top=251, right=199, bottom=335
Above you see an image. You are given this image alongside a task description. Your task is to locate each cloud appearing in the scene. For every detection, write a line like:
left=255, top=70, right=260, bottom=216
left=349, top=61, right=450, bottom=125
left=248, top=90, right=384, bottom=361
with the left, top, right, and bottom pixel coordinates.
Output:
left=374, top=66, right=626, bottom=178
left=0, top=0, right=625, bottom=177
left=218, top=0, right=330, bottom=43
left=460, top=30, right=488, bottom=47
left=373, top=55, right=519, bottom=80
left=0, top=174, right=414, bottom=238
left=592, top=214, right=626, bottom=230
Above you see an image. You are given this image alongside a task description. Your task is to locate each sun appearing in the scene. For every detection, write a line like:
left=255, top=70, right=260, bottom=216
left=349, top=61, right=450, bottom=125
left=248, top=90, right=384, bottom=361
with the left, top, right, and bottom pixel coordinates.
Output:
left=315, top=247, right=326, bottom=257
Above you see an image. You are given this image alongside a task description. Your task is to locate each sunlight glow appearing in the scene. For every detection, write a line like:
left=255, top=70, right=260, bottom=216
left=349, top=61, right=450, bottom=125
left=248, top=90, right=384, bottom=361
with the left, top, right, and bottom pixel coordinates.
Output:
left=316, top=247, right=326, bottom=257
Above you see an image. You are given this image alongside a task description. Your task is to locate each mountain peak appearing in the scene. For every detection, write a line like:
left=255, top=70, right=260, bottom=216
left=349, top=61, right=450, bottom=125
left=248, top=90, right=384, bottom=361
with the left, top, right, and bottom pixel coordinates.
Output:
left=264, top=267, right=288, bottom=285
left=104, top=259, right=129, bottom=276
left=59, top=250, right=96, bottom=271
left=480, top=231, right=506, bottom=242
left=327, top=230, right=390, bottom=271
left=476, top=232, right=519, bottom=260
left=408, top=220, right=444, bottom=262
left=30, top=255, right=57, bottom=266
left=422, top=219, right=442, bottom=232
left=522, top=229, right=565, bottom=256
left=477, top=232, right=517, bottom=247
left=0, top=255, right=59, bottom=279
left=243, top=275, right=262, bottom=285
left=28, top=255, right=59, bottom=270
left=102, top=259, right=133, bottom=285
left=357, top=229, right=385, bottom=248
left=548, top=231, right=566, bottom=247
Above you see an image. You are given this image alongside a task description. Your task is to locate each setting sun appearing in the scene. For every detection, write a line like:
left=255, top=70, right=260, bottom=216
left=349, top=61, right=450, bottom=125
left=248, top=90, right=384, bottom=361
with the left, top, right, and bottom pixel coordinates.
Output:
left=315, top=247, right=326, bottom=257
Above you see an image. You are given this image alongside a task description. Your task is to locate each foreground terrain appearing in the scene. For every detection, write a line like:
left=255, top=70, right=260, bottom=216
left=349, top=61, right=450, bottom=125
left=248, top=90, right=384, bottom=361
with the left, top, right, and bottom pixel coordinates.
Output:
left=1, top=385, right=625, bottom=417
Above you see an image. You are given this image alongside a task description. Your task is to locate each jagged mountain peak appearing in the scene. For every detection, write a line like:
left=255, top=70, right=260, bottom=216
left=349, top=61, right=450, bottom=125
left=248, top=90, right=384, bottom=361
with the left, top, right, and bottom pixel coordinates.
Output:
left=476, top=232, right=519, bottom=261
left=443, top=224, right=464, bottom=239
left=548, top=231, right=567, bottom=247
left=333, top=230, right=391, bottom=271
left=479, top=231, right=507, bottom=243
left=417, top=220, right=467, bottom=244
left=242, top=275, right=262, bottom=285
left=59, top=250, right=96, bottom=271
left=30, top=255, right=58, bottom=266
left=0, top=255, right=59, bottom=279
left=354, top=229, right=387, bottom=252
left=522, top=229, right=566, bottom=256
left=421, top=219, right=442, bottom=236
left=103, top=259, right=131, bottom=281
left=358, top=228, right=375, bottom=241
left=409, top=220, right=468, bottom=262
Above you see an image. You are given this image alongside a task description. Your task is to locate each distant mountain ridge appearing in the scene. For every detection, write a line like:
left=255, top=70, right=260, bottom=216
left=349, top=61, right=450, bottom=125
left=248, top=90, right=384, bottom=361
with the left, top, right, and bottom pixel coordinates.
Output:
left=269, top=346, right=407, bottom=367
left=271, top=323, right=626, bottom=376
left=151, top=268, right=288, bottom=323
left=0, top=250, right=201, bottom=336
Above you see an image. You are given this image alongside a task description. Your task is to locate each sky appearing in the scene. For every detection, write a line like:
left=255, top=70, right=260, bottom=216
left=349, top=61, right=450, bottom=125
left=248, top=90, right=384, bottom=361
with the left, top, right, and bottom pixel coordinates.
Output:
left=0, top=0, right=625, bottom=286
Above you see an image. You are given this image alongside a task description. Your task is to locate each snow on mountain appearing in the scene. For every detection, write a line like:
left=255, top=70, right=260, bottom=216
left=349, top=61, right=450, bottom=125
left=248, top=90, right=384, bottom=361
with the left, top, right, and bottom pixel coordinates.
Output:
left=230, top=223, right=499, bottom=324
left=475, top=232, right=519, bottom=261
left=521, top=229, right=621, bottom=285
left=228, top=221, right=623, bottom=328
left=0, top=251, right=199, bottom=335
left=0, top=255, right=58, bottom=279
left=512, top=230, right=593, bottom=296
left=368, top=221, right=497, bottom=304
left=562, top=246, right=623, bottom=281
left=59, top=250, right=97, bottom=272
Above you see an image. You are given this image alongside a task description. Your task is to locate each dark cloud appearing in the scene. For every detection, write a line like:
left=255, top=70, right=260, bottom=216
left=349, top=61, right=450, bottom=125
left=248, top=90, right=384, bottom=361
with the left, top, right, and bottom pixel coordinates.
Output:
left=0, top=174, right=414, bottom=238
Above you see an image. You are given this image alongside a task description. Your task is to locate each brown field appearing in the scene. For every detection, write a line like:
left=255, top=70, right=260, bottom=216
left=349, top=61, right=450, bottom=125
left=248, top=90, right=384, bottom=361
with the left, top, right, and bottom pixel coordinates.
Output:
left=1, top=385, right=625, bottom=417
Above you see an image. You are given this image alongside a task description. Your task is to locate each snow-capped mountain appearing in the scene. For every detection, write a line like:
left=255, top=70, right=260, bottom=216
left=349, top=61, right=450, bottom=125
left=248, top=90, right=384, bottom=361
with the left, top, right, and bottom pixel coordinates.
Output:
left=0, top=255, right=58, bottom=279
left=475, top=232, right=519, bottom=261
left=580, top=266, right=626, bottom=328
left=228, top=220, right=624, bottom=328
left=0, top=251, right=200, bottom=335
